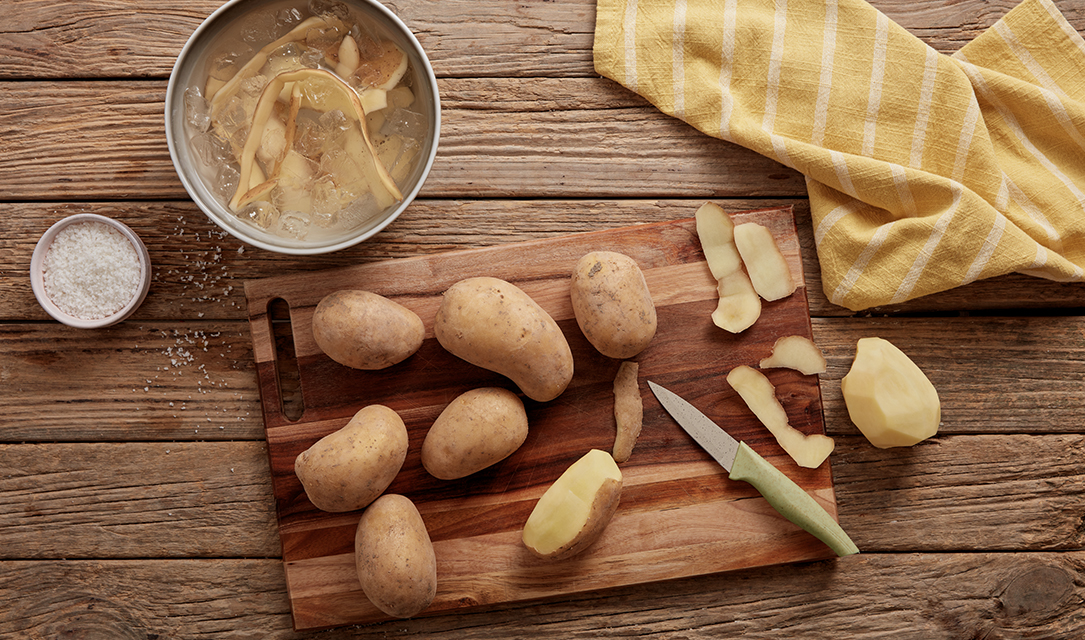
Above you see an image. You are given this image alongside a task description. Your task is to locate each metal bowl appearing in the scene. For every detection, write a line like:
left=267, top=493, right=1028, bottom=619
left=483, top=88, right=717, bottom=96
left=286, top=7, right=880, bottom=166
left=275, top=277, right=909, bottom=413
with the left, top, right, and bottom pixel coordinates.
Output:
left=165, top=0, right=440, bottom=254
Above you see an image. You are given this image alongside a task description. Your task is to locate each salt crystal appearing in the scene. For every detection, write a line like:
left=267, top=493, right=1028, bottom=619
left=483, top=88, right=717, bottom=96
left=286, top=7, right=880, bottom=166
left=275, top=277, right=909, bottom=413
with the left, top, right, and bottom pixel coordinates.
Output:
left=42, top=221, right=141, bottom=320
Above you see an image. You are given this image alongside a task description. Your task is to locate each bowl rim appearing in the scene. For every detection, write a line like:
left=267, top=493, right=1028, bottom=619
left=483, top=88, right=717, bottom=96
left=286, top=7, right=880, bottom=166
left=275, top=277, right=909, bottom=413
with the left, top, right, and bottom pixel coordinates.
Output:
left=164, top=0, right=441, bottom=255
left=30, top=213, right=153, bottom=329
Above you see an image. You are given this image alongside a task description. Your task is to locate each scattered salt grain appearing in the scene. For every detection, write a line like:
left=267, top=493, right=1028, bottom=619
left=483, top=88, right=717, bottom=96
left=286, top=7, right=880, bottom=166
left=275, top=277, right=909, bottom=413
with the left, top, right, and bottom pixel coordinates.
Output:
left=43, top=221, right=141, bottom=319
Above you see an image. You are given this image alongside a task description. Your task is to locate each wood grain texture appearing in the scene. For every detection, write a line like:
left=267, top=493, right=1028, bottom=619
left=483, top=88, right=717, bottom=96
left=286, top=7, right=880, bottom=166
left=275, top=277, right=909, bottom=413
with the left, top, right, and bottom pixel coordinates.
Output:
left=0, top=78, right=801, bottom=201
left=245, top=210, right=845, bottom=629
left=1, top=553, right=1082, bottom=639
left=5, top=200, right=1082, bottom=325
left=2, top=0, right=1084, bottom=637
left=1, top=0, right=1081, bottom=79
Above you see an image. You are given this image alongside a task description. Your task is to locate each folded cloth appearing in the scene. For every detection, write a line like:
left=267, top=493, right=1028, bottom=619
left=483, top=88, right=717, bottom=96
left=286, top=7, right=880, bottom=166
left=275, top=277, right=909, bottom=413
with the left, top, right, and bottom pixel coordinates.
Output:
left=594, top=0, right=1085, bottom=310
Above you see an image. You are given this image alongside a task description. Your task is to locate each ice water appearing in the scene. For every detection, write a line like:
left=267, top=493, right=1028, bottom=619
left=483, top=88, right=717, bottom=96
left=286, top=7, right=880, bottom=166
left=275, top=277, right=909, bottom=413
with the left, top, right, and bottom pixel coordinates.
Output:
left=183, top=0, right=432, bottom=244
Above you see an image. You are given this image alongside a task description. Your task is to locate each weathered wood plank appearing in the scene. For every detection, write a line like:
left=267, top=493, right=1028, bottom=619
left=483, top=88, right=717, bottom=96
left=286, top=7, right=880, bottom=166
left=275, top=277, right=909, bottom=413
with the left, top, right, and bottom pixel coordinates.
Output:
left=0, top=435, right=1082, bottom=558
left=1, top=0, right=1081, bottom=79
left=4, top=200, right=1084, bottom=323
left=0, top=442, right=280, bottom=559
left=0, top=322, right=263, bottom=441
left=1, top=552, right=1082, bottom=638
left=815, top=316, right=1085, bottom=437
left=0, top=78, right=801, bottom=201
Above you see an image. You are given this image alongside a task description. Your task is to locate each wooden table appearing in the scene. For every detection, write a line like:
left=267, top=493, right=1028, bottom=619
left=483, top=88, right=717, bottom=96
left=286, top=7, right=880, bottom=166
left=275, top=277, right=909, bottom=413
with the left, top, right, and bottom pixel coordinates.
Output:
left=3, top=0, right=1084, bottom=637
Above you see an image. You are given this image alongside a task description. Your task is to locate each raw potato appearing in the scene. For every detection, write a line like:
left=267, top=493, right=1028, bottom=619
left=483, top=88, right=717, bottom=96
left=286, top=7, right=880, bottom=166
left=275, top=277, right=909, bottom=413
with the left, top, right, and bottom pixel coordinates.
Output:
left=611, top=361, right=642, bottom=463
left=312, top=290, right=424, bottom=370
left=695, top=202, right=761, bottom=333
left=421, top=387, right=529, bottom=480
left=841, top=337, right=941, bottom=448
left=355, top=494, right=437, bottom=619
left=733, top=223, right=797, bottom=301
left=522, top=449, right=623, bottom=560
left=760, top=335, right=827, bottom=375
left=434, top=277, right=574, bottom=402
left=294, top=405, right=408, bottom=512
left=570, top=251, right=658, bottom=358
left=726, top=365, right=835, bottom=469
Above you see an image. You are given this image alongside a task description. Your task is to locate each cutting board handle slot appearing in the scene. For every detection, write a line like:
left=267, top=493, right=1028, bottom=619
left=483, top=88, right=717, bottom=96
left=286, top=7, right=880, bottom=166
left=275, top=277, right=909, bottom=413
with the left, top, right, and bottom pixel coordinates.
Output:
left=268, top=297, right=305, bottom=422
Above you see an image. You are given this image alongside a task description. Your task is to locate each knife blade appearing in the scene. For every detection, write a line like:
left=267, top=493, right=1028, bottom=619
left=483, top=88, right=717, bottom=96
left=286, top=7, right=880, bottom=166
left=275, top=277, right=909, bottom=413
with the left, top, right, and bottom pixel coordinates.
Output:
left=648, top=380, right=859, bottom=557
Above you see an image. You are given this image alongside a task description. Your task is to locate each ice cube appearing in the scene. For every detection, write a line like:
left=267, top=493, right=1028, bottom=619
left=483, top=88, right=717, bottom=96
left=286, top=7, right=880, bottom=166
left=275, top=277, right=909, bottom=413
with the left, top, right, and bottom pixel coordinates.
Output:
left=319, top=110, right=351, bottom=144
left=277, top=210, right=311, bottom=239
left=240, top=11, right=279, bottom=45
left=319, top=149, right=363, bottom=198
left=311, top=176, right=340, bottom=227
left=304, top=26, right=344, bottom=56
left=206, top=43, right=253, bottom=82
left=189, top=132, right=231, bottom=167
left=309, top=0, right=351, bottom=22
left=217, top=96, right=249, bottom=135
left=293, top=119, right=323, bottom=159
left=337, top=193, right=382, bottom=230
left=213, top=163, right=241, bottom=201
left=184, top=86, right=211, bottom=133
left=236, top=201, right=279, bottom=230
left=240, top=74, right=269, bottom=97
left=265, top=42, right=304, bottom=76
left=275, top=7, right=304, bottom=29
left=300, top=48, right=325, bottom=69
left=382, top=108, right=427, bottom=140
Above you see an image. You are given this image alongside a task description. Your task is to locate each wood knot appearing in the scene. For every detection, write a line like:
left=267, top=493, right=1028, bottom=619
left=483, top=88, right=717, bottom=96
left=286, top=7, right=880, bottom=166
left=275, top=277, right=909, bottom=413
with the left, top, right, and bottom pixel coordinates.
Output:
left=999, top=565, right=1073, bottom=617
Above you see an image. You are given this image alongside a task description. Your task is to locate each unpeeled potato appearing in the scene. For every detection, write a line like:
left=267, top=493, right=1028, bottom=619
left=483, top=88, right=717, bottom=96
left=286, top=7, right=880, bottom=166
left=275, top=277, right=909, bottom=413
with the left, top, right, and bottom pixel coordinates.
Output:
left=421, top=387, right=529, bottom=480
left=355, top=494, right=437, bottom=619
left=312, top=290, right=424, bottom=370
left=570, top=251, right=657, bottom=359
left=434, top=277, right=574, bottom=402
left=294, top=404, right=408, bottom=512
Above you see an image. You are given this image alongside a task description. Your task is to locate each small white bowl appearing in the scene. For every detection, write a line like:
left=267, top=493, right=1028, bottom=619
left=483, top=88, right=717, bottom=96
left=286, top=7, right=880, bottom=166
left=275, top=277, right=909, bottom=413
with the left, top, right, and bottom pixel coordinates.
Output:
left=30, top=214, right=152, bottom=329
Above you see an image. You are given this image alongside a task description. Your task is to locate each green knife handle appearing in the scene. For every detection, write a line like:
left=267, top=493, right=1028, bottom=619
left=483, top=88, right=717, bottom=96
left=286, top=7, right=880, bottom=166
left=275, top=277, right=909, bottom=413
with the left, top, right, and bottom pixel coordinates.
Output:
left=728, top=442, right=859, bottom=557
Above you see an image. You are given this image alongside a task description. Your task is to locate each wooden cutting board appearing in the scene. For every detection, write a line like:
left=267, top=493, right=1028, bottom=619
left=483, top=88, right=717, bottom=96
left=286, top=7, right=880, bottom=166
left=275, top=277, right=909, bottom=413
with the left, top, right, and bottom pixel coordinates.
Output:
left=244, top=206, right=843, bottom=631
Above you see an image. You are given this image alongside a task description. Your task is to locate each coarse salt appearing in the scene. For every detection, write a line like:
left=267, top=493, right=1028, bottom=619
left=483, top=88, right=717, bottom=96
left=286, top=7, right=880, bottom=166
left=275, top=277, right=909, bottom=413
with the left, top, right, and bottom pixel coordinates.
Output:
left=43, top=221, right=142, bottom=319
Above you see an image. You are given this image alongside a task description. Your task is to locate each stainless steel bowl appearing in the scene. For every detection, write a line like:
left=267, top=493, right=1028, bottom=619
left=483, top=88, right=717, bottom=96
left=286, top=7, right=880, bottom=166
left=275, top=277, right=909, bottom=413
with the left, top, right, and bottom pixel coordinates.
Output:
left=165, top=0, right=440, bottom=254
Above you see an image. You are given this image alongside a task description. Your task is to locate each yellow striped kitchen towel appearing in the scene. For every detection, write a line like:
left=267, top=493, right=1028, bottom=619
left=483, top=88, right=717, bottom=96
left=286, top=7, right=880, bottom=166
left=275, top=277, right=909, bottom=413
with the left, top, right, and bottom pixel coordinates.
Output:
left=594, top=0, right=1085, bottom=310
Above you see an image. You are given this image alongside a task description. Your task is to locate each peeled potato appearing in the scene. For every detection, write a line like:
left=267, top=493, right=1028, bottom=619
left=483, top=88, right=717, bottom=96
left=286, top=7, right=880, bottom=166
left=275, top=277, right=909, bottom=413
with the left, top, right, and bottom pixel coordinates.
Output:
left=522, top=449, right=622, bottom=560
left=841, top=337, right=940, bottom=448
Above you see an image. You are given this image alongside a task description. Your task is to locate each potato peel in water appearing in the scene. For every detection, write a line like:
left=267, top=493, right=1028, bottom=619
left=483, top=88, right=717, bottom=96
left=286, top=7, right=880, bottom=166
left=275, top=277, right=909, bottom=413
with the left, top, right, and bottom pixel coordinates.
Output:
left=230, top=67, right=402, bottom=210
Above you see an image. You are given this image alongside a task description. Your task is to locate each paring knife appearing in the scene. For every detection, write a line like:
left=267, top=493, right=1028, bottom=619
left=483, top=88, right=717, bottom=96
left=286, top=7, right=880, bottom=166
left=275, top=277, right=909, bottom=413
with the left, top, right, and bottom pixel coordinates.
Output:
left=648, top=380, right=859, bottom=557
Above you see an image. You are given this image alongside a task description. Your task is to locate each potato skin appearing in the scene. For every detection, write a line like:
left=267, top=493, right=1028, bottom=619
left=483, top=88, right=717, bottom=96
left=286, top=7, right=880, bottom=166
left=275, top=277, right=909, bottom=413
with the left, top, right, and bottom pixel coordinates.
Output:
left=294, top=405, right=408, bottom=512
left=434, top=277, right=574, bottom=402
left=422, top=387, right=529, bottom=480
left=312, top=290, right=424, bottom=370
left=542, top=477, right=622, bottom=561
left=570, top=251, right=657, bottom=359
left=355, top=494, right=437, bottom=619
